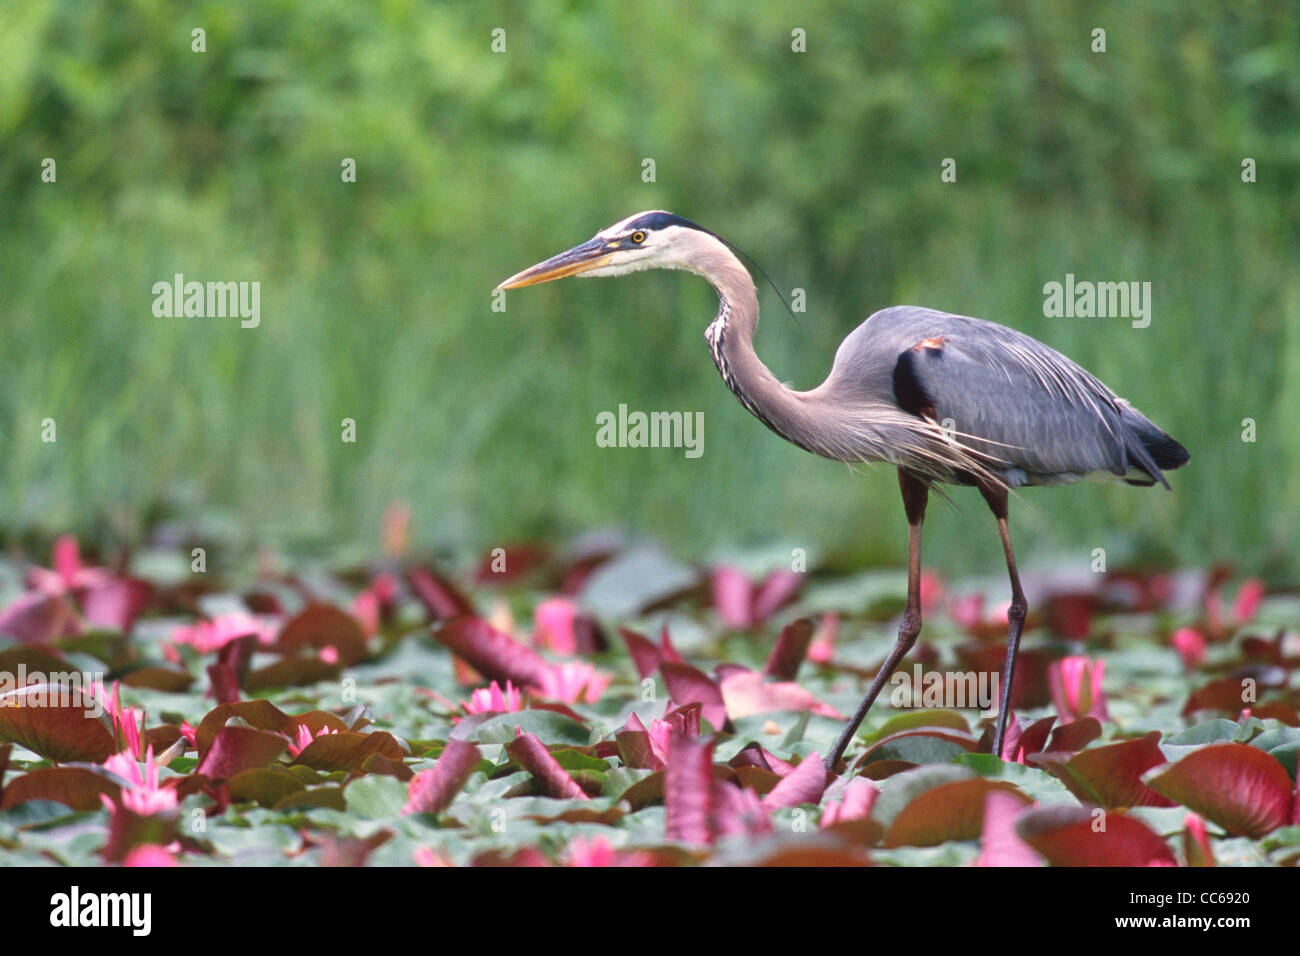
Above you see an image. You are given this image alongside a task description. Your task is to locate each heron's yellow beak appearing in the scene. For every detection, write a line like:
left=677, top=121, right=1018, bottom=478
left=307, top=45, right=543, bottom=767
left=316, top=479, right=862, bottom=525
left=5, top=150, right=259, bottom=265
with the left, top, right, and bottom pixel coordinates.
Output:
left=496, top=237, right=613, bottom=290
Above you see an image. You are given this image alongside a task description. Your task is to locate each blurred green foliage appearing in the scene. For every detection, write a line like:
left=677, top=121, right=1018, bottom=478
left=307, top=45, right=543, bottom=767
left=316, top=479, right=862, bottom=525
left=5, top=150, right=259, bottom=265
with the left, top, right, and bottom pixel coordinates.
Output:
left=1, top=1, right=1297, bottom=576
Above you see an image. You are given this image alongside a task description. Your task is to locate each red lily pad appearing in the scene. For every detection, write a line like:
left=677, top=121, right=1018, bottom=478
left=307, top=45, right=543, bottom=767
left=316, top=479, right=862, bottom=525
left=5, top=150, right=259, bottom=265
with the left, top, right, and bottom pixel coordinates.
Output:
left=474, top=542, right=550, bottom=585
left=614, top=770, right=666, bottom=810
left=954, top=644, right=1052, bottom=708
left=1248, top=703, right=1300, bottom=727
left=664, top=730, right=714, bottom=844
left=0, top=683, right=116, bottom=762
left=1240, top=634, right=1283, bottom=665
left=103, top=805, right=178, bottom=864
left=764, top=618, right=814, bottom=681
left=620, top=628, right=664, bottom=680
left=859, top=759, right=920, bottom=780
left=1045, top=717, right=1103, bottom=753
left=276, top=603, right=368, bottom=666
left=855, top=728, right=977, bottom=769
left=1015, top=805, right=1177, bottom=866
left=719, top=669, right=842, bottom=720
left=729, top=741, right=794, bottom=776
left=976, top=789, right=1042, bottom=866
left=194, top=699, right=291, bottom=757
left=404, top=738, right=482, bottom=815
left=360, top=752, right=415, bottom=781
left=1044, top=592, right=1096, bottom=641
left=762, top=752, right=829, bottom=809
left=0, top=591, right=80, bottom=644
left=195, top=726, right=288, bottom=780
left=820, top=777, right=884, bottom=844
left=505, top=731, right=588, bottom=800
left=245, top=656, right=342, bottom=691
left=997, top=714, right=1056, bottom=761
left=229, top=767, right=307, bottom=807
left=520, top=805, right=625, bottom=826
left=883, top=778, right=1030, bottom=847
left=118, top=667, right=195, bottom=692
left=407, top=566, right=475, bottom=620
left=616, top=720, right=660, bottom=771
left=194, top=700, right=348, bottom=758
left=662, top=702, right=702, bottom=737
left=291, top=730, right=406, bottom=772
left=303, top=828, right=394, bottom=866
left=144, top=724, right=184, bottom=753
left=80, top=576, right=153, bottom=634
left=728, top=764, right=782, bottom=795
left=753, top=570, right=803, bottom=624
left=620, top=625, right=684, bottom=680
left=0, top=645, right=72, bottom=676
left=1142, top=743, right=1294, bottom=838
left=272, top=785, right=347, bottom=811
left=871, top=709, right=971, bottom=740
left=207, top=634, right=257, bottom=704
left=0, top=766, right=121, bottom=811
left=433, top=616, right=552, bottom=690
left=752, top=845, right=872, bottom=866
left=1182, top=678, right=1255, bottom=717
left=711, top=779, right=773, bottom=837
left=1030, top=732, right=1174, bottom=808
left=660, top=662, right=729, bottom=732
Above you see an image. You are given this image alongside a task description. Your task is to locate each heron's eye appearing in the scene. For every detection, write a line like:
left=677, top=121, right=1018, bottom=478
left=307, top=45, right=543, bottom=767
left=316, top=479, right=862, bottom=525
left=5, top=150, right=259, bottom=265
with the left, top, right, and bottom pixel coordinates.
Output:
left=630, top=231, right=646, bottom=244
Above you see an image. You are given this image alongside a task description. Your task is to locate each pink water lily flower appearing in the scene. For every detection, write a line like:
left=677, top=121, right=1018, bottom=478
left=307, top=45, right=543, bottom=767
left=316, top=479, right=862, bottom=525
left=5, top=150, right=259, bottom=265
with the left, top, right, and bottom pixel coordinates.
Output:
left=950, top=592, right=1010, bottom=636
left=101, top=748, right=178, bottom=817
left=919, top=571, right=946, bottom=617
left=534, top=661, right=611, bottom=704
left=287, top=724, right=340, bottom=758
left=167, top=611, right=278, bottom=659
left=1047, top=655, right=1108, bottom=722
left=123, top=845, right=177, bottom=867
left=710, top=565, right=802, bottom=629
left=95, top=682, right=145, bottom=759
left=1183, top=813, right=1216, bottom=867
left=27, top=535, right=112, bottom=594
left=1206, top=577, right=1266, bottom=637
left=7, top=535, right=151, bottom=637
left=1171, top=627, right=1207, bottom=670
left=1232, top=579, right=1265, bottom=622
left=565, top=835, right=654, bottom=867
left=533, top=597, right=580, bottom=655
left=351, top=572, right=399, bottom=636
left=413, top=846, right=453, bottom=867
left=461, top=680, right=523, bottom=716
left=352, top=590, right=381, bottom=637
left=807, top=612, right=838, bottom=664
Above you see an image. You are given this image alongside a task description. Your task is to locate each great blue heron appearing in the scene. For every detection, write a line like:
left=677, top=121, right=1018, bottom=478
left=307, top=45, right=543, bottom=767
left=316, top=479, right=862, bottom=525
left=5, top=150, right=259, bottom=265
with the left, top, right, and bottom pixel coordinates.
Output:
left=497, top=210, right=1189, bottom=771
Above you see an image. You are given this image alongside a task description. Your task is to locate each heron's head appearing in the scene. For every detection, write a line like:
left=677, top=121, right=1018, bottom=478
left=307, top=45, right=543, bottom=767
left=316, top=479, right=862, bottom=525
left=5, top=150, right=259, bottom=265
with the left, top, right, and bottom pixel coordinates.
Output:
left=496, top=211, right=718, bottom=290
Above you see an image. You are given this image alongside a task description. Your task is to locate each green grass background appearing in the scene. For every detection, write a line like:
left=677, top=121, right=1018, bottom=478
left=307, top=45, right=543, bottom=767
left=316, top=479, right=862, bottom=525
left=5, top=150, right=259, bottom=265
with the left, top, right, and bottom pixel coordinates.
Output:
left=2, top=1, right=1297, bottom=577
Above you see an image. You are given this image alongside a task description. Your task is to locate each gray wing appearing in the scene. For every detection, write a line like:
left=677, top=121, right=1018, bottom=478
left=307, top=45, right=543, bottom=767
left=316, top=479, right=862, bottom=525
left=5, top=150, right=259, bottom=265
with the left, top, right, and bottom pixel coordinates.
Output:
left=829, top=306, right=1169, bottom=486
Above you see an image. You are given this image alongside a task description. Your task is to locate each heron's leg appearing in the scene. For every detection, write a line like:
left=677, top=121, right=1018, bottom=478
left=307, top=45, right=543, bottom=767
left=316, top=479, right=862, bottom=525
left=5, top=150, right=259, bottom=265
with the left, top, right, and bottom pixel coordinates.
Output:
left=824, top=468, right=929, bottom=772
left=978, top=481, right=1028, bottom=759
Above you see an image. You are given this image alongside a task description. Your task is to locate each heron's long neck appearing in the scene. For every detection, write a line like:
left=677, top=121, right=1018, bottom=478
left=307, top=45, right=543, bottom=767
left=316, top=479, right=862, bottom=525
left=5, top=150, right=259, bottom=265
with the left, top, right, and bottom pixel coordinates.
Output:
left=697, top=246, right=815, bottom=453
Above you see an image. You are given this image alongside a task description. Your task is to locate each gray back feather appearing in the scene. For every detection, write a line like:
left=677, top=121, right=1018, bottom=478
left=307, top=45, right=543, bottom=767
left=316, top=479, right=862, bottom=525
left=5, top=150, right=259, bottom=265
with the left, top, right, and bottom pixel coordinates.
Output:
left=820, top=306, right=1169, bottom=487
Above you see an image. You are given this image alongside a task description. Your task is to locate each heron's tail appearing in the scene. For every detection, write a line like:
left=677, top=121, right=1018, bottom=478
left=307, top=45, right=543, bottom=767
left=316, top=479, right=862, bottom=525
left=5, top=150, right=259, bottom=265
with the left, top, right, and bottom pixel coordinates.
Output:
left=1119, top=405, right=1189, bottom=489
